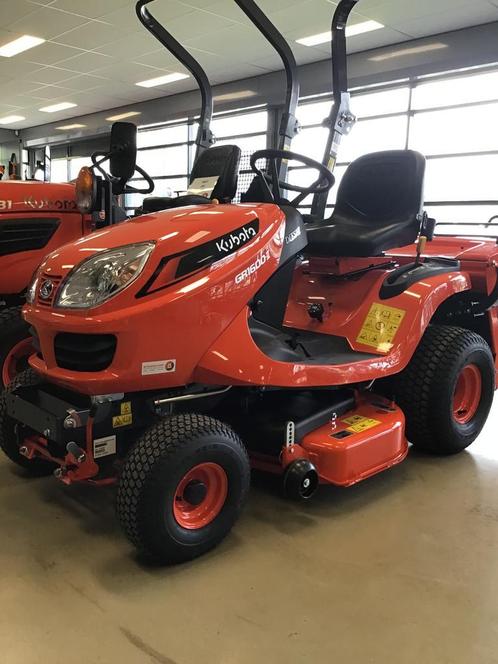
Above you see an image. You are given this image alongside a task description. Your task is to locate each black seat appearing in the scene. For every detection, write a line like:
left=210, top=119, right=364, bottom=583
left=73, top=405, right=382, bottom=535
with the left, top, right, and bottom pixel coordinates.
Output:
left=142, top=144, right=241, bottom=213
left=306, top=150, right=426, bottom=257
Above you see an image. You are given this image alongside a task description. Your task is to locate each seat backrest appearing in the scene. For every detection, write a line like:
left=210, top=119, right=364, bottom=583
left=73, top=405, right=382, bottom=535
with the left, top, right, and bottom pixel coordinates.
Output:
left=335, top=150, right=426, bottom=227
left=189, top=144, right=241, bottom=202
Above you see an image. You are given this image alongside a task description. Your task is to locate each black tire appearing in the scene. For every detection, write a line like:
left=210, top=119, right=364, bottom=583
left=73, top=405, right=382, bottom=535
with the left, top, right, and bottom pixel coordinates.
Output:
left=0, top=368, right=58, bottom=476
left=116, top=413, right=250, bottom=564
left=0, top=306, right=32, bottom=389
left=392, top=325, right=495, bottom=454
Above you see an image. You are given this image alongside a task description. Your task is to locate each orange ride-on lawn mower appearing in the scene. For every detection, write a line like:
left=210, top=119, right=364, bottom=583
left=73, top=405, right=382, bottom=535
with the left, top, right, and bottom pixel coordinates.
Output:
left=2, top=0, right=498, bottom=566
left=0, top=122, right=154, bottom=388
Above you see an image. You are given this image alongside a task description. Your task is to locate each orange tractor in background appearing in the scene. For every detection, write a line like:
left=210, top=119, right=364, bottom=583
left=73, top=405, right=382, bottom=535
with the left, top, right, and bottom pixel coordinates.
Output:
left=0, top=121, right=156, bottom=387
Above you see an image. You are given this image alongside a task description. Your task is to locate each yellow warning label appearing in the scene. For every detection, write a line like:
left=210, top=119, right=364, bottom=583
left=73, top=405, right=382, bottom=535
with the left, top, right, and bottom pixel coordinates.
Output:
left=113, top=413, right=133, bottom=428
left=342, top=415, right=381, bottom=434
left=121, top=401, right=132, bottom=416
left=327, top=156, right=336, bottom=171
left=356, top=303, right=406, bottom=352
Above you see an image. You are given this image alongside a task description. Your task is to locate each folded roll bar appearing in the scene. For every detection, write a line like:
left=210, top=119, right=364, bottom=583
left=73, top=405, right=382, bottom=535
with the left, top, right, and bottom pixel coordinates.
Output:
left=311, top=0, right=358, bottom=218
left=136, top=0, right=214, bottom=160
left=233, top=0, right=300, bottom=180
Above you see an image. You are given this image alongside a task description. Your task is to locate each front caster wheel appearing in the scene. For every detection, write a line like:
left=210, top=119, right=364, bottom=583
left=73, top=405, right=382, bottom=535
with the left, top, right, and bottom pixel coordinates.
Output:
left=116, top=413, right=250, bottom=564
left=283, top=458, right=319, bottom=500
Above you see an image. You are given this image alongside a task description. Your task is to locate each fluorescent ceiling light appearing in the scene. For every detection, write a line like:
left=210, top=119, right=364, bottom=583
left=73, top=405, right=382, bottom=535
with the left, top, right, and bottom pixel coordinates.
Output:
left=0, top=115, right=25, bottom=125
left=39, top=102, right=77, bottom=113
left=56, top=123, right=86, bottom=130
left=297, top=20, right=384, bottom=47
left=214, top=90, right=257, bottom=102
left=369, top=42, right=448, bottom=62
left=106, top=111, right=141, bottom=121
left=0, top=35, right=45, bottom=58
left=136, top=72, right=189, bottom=88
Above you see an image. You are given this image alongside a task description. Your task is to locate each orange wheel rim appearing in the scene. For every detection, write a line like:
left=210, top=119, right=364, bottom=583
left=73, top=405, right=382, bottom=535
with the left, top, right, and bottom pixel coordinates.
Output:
left=453, top=364, right=482, bottom=424
left=2, top=338, right=33, bottom=386
left=173, top=462, right=228, bottom=530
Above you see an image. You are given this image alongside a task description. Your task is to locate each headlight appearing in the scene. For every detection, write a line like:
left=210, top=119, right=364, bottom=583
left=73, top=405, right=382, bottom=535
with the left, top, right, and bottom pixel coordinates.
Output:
left=56, top=242, right=155, bottom=309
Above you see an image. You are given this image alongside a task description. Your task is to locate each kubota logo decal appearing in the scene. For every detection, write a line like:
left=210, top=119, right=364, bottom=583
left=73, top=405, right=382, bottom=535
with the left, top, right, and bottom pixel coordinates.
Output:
left=216, top=224, right=257, bottom=254
left=24, top=196, right=77, bottom=210
left=235, top=249, right=270, bottom=285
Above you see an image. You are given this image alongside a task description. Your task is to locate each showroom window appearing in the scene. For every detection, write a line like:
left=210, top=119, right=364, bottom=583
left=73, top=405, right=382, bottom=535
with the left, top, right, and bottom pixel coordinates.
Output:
left=293, top=65, right=498, bottom=235
left=125, top=108, right=268, bottom=212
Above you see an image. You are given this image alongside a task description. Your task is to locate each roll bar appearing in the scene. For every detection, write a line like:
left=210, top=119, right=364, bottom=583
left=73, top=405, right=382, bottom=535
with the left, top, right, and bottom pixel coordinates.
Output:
left=136, top=0, right=214, bottom=160
left=311, top=0, right=358, bottom=218
left=234, top=0, right=300, bottom=181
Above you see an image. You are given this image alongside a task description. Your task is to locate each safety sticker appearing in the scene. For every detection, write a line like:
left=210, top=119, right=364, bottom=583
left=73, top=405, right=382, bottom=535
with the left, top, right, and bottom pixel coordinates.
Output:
left=113, top=413, right=133, bottom=428
left=93, top=435, right=116, bottom=459
left=142, top=360, right=176, bottom=376
left=356, top=303, right=406, bottom=352
left=342, top=415, right=381, bottom=434
left=120, top=401, right=132, bottom=415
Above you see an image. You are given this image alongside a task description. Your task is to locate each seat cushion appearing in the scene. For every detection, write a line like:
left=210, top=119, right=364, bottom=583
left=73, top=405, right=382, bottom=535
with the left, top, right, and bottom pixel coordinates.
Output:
left=307, top=150, right=426, bottom=257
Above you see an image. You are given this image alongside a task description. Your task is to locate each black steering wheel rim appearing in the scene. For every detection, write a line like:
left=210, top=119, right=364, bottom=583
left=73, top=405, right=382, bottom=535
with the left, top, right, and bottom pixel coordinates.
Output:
left=250, top=148, right=335, bottom=207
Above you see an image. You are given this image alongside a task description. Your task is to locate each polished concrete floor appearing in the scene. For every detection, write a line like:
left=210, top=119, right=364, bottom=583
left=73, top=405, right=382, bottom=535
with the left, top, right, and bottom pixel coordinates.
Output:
left=1, top=403, right=498, bottom=664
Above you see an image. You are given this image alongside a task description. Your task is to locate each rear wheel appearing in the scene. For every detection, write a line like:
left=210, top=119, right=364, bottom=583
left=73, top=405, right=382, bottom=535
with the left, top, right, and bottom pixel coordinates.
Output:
left=116, top=413, right=250, bottom=564
left=0, top=307, right=33, bottom=388
left=392, top=325, right=495, bottom=454
left=0, top=368, right=57, bottom=476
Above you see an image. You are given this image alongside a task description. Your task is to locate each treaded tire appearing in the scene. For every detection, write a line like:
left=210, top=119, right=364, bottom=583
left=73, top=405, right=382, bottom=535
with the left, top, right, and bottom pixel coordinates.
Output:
left=0, top=368, right=58, bottom=476
left=392, top=325, right=494, bottom=454
left=0, top=306, right=32, bottom=389
left=116, top=413, right=250, bottom=564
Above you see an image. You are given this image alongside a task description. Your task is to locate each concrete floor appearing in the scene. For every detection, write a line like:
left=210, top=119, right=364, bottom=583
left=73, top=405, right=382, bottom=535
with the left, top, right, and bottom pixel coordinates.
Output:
left=1, top=404, right=498, bottom=664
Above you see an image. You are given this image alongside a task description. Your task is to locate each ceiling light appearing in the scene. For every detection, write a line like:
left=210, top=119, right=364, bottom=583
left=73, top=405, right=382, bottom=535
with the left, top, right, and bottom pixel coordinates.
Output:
left=214, top=90, right=257, bottom=102
left=136, top=72, right=189, bottom=88
left=0, top=115, right=25, bottom=125
left=296, top=20, right=384, bottom=47
left=56, top=123, right=86, bottom=130
left=369, top=43, right=448, bottom=62
left=0, top=35, right=45, bottom=58
left=106, top=111, right=141, bottom=121
left=39, top=102, right=77, bottom=113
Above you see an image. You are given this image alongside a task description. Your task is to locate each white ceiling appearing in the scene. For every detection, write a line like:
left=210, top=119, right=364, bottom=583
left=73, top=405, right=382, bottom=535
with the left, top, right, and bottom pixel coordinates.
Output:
left=1, top=0, right=498, bottom=130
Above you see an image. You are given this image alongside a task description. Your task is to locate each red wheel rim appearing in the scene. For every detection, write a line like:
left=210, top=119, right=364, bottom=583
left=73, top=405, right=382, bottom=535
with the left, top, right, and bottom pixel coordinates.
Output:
left=173, top=462, right=228, bottom=530
left=2, top=338, right=33, bottom=386
left=453, top=364, right=482, bottom=424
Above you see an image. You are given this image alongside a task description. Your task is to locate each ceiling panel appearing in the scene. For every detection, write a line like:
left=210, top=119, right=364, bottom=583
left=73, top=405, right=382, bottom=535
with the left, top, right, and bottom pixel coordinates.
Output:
left=0, top=0, right=494, bottom=129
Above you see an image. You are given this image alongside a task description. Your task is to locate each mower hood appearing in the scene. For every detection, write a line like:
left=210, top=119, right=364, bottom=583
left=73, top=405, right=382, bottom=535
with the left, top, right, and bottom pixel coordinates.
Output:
left=38, top=203, right=283, bottom=278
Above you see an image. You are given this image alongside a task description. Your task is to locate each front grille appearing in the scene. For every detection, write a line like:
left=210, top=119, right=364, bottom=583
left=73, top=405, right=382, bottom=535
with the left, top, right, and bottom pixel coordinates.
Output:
left=0, top=218, right=60, bottom=256
left=54, top=333, right=117, bottom=372
left=36, top=273, right=63, bottom=307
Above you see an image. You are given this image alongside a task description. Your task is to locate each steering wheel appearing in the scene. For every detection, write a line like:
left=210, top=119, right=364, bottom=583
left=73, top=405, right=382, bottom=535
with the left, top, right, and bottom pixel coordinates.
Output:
left=250, top=148, right=335, bottom=207
left=91, top=153, right=154, bottom=195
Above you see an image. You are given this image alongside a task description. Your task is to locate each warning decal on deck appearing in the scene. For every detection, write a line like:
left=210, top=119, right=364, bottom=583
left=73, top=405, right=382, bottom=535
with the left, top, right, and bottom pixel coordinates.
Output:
left=342, top=415, right=381, bottom=434
left=113, top=413, right=133, bottom=428
left=356, top=303, right=406, bottom=352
